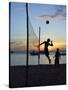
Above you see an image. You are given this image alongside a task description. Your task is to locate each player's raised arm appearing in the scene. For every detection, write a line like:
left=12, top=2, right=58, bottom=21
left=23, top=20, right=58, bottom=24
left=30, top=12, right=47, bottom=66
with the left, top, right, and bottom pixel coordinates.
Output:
left=36, top=41, right=45, bottom=48
left=49, top=41, right=53, bottom=46
left=39, top=41, right=45, bottom=46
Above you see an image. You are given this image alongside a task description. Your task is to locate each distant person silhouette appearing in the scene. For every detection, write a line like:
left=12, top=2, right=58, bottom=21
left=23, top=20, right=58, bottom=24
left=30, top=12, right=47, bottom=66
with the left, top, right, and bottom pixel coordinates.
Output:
left=39, top=38, right=53, bottom=64
left=54, top=48, right=60, bottom=64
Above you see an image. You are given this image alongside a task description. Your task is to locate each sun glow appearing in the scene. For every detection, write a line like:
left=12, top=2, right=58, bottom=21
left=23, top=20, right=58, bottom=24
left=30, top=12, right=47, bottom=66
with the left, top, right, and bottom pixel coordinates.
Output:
left=40, top=41, right=65, bottom=51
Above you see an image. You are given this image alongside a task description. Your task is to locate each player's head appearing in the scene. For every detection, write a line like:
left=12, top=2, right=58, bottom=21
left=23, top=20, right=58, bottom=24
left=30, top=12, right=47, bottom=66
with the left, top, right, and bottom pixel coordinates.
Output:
left=47, top=38, right=50, bottom=42
left=57, top=48, right=59, bottom=51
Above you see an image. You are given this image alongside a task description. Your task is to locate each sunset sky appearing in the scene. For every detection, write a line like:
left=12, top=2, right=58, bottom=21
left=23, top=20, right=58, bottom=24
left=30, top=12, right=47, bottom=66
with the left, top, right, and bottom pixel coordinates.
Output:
left=10, top=2, right=66, bottom=52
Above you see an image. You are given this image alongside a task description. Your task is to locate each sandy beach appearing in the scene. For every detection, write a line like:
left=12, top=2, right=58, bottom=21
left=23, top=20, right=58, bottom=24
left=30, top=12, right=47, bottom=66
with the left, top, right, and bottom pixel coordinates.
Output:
left=9, top=64, right=66, bottom=88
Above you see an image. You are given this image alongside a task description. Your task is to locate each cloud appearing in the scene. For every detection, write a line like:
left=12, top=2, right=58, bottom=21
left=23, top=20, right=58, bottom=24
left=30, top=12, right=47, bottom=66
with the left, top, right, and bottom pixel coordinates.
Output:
left=37, top=5, right=66, bottom=20
left=55, top=5, right=66, bottom=16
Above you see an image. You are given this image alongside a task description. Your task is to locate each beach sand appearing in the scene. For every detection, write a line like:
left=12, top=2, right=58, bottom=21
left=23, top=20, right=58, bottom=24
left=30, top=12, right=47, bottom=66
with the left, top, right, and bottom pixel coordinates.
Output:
left=9, top=64, right=66, bottom=88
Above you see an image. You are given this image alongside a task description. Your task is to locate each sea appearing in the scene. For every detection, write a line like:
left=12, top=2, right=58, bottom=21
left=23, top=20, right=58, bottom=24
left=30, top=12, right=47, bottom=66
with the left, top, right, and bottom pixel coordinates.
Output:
left=10, top=53, right=66, bottom=66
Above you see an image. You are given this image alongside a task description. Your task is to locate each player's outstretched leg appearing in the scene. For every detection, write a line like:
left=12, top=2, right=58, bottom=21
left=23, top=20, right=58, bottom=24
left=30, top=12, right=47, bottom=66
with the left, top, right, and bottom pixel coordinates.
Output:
left=49, top=59, right=51, bottom=64
left=47, top=55, right=51, bottom=64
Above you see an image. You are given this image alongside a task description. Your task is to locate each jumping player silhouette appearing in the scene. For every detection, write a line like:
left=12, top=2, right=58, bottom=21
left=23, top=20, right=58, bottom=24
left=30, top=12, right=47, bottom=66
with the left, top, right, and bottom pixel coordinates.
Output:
left=39, top=38, right=53, bottom=64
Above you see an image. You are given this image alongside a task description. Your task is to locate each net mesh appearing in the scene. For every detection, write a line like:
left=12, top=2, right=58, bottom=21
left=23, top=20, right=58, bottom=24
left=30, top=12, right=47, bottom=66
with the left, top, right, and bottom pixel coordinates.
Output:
left=29, top=18, right=39, bottom=53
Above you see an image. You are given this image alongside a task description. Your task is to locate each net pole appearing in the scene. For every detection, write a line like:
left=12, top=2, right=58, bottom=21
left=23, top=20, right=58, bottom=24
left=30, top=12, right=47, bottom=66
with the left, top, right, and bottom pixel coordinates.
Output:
left=25, top=3, right=29, bottom=86
left=38, top=27, right=41, bottom=65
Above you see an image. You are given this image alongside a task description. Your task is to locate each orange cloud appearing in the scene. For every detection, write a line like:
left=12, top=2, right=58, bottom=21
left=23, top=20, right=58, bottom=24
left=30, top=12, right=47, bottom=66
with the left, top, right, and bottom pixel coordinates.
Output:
left=39, top=41, right=66, bottom=51
left=10, top=40, right=66, bottom=52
